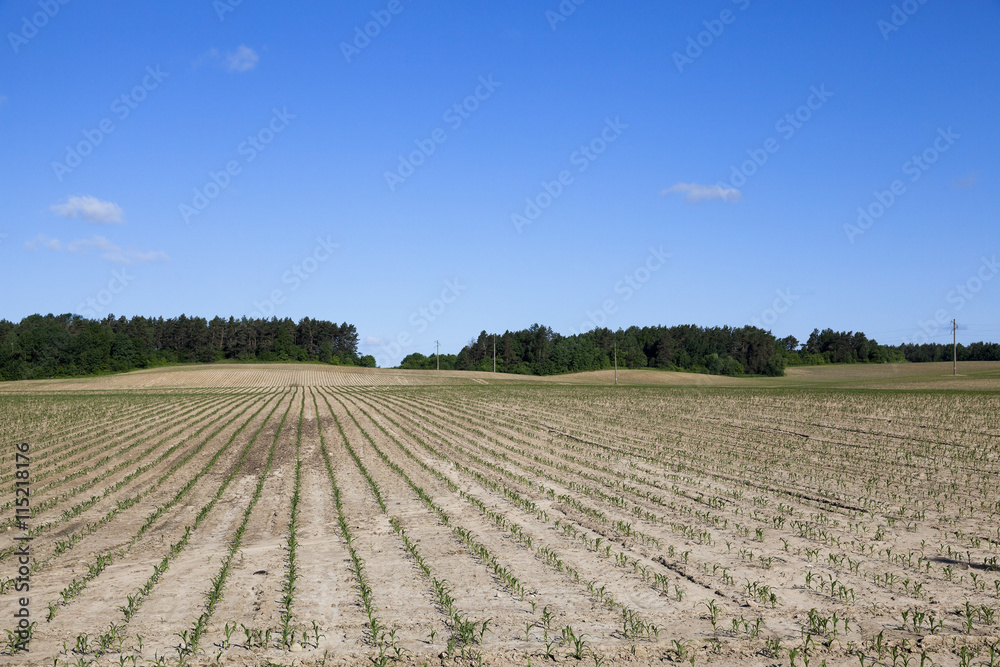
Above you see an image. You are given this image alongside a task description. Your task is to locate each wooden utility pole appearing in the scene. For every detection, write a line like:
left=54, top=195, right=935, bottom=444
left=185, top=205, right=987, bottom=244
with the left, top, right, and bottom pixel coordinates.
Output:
left=614, top=337, right=618, bottom=386
left=436, top=340, right=440, bottom=371
left=953, top=319, right=957, bottom=376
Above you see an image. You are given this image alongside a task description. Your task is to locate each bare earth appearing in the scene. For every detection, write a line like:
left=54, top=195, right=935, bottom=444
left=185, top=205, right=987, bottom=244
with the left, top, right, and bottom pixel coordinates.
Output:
left=1, top=363, right=999, bottom=666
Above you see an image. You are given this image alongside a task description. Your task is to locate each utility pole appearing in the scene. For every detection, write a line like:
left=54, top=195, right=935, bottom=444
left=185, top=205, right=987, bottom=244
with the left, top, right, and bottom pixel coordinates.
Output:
left=614, top=337, right=618, bottom=386
left=493, top=334, right=496, bottom=373
left=953, top=319, right=957, bottom=376
left=435, top=340, right=439, bottom=371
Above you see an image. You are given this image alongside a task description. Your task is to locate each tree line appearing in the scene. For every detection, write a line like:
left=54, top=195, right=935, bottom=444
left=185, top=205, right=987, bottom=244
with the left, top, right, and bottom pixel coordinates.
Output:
left=414, top=325, right=993, bottom=377
left=0, top=313, right=371, bottom=381
left=786, top=329, right=1000, bottom=364
left=895, top=341, right=1000, bottom=363
left=783, top=328, right=905, bottom=365
left=437, top=324, right=789, bottom=377
left=5, top=313, right=996, bottom=383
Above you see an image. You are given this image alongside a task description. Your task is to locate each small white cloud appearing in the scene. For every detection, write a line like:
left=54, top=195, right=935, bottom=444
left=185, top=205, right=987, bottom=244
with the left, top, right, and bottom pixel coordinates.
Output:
left=226, top=45, right=259, bottom=72
left=51, top=195, right=124, bottom=224
left=66, top=235, right=118, bottom=254
left=662, top=182, right=742, bottom=203
left=25, top=236, right=62, bottom=251
left=26, top=234, right=168, bottom=264
left=364, top=336, right=386, bottom=346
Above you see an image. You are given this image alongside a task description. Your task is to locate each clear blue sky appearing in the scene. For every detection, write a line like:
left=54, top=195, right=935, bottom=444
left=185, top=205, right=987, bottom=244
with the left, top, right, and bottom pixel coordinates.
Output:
left=2, top=1, right=998, bottom=366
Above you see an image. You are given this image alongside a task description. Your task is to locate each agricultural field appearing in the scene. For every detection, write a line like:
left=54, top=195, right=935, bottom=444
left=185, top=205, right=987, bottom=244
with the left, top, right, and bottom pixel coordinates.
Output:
left=2, top=364, right=1000, bottom=666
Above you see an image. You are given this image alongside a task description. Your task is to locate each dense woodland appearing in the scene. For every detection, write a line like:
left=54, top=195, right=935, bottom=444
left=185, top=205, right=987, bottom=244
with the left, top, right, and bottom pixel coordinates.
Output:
left=787, top=328, right=906, bottom=365
left=3, top=314, right=998, bottom=382
left=419, top=324, right=789, bottom=376
left=895, top=341, right=1000, bottom=363
left=788, top=330, right=1000, bottom=364
left=408, top=325, right=995, bottom=377
left=0, top=314, right=369, bottom=381
left=399, top=352, right=460, bottom=371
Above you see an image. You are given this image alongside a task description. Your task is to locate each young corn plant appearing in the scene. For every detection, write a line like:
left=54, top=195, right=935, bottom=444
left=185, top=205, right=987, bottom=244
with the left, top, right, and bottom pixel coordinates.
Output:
left=185, top=391, right=295, bottom=656
left=311, top=390, right=395, bottom=656
left=279, top=396, right=305, bottom=650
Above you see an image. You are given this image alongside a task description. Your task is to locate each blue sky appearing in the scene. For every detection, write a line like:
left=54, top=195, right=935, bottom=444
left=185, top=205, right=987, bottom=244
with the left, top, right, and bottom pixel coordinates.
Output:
left=1, top=0, right=998, bottom=366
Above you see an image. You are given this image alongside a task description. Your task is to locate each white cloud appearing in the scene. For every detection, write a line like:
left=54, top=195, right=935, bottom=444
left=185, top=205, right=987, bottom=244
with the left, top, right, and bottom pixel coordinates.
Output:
left=25, top=236, right=57, bottom=251
left=226, top=45, right=259, bottom=72
left=26, top=235, right=168, bottom=265
left=25, top=236, right=63, bottom=251
left=662, top=182, right=742, bottom=203
left=193, top=46, right=258, bottom=73
left=364, top=336, right=386, bottom=346
left=50, top=195, right=124, bottom=223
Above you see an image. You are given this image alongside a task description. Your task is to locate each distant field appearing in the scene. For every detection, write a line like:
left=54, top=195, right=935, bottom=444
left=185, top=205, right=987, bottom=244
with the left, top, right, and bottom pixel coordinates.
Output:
left=0, top=364, right=515, bottom=392
left=537, top=361, right=1000, bottom=390
left=2, top=364, right=999, bottom=666
left=4, top=360, right=999, bottom=392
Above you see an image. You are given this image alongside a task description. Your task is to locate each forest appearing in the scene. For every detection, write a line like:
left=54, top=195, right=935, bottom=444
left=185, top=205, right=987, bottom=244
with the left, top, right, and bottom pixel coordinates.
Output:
left=787, top=330, right=999, bottom=364
left=0, top=313, right=369, bottom=381
left=895, top=341, right=1000, bottom=363
left=443, top=324, right=789, bottom=376
left=4, top=314, right=998, bottom=382
left=786, top=328, right=906, bottom=365
left=424, top=325, right=973, bottom=377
